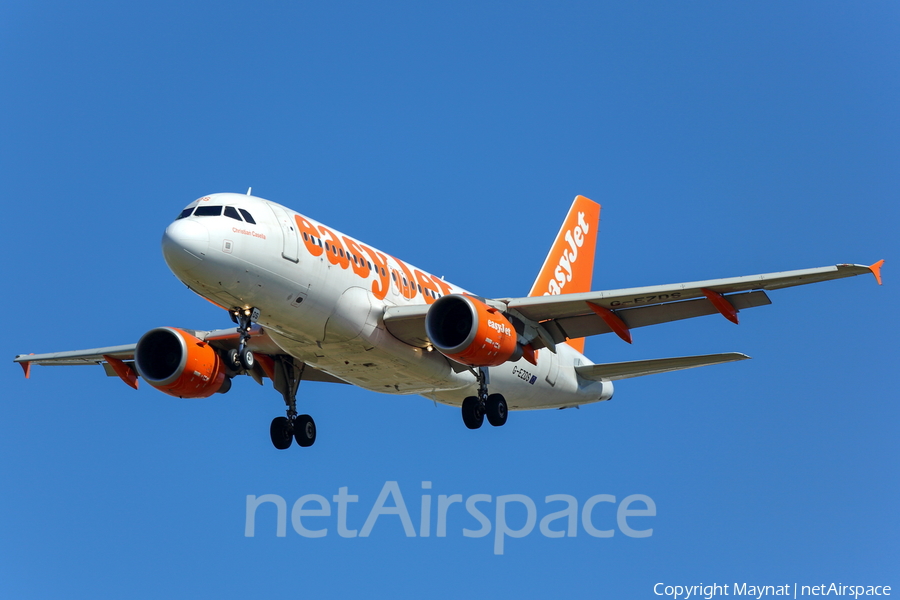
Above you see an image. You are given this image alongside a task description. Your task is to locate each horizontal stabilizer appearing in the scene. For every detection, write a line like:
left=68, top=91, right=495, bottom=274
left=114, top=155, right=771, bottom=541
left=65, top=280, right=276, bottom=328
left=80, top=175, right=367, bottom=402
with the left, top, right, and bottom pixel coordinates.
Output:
left=575, top=352, right=750, bottom=381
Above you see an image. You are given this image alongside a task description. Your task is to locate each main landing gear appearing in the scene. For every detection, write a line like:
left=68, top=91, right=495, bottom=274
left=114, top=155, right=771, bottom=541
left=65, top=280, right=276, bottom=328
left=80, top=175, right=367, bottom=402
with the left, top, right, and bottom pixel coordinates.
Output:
left=268, top=355, right=316, bottom=450
left=461, top=368, right=508, bottom=430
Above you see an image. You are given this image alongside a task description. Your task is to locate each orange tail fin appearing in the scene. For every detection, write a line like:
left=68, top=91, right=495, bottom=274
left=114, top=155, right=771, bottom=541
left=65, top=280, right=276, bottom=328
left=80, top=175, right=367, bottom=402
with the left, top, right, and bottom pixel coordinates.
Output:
left=528, top=195, right=601, bottom=354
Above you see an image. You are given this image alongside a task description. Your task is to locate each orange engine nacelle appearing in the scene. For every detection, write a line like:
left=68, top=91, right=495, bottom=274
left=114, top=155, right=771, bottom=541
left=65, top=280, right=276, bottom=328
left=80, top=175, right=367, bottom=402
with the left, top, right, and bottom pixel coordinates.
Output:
left=425, top=295, right=520, bottom=367
left=134, top=327, right=228, bottom=398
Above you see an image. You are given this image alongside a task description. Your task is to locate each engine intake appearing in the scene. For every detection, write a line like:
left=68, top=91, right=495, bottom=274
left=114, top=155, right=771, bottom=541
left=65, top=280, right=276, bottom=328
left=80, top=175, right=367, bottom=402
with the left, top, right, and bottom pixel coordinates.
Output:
left=134, top=327, right=228, bottom=398
left=425, top=295, right=520, bottom=367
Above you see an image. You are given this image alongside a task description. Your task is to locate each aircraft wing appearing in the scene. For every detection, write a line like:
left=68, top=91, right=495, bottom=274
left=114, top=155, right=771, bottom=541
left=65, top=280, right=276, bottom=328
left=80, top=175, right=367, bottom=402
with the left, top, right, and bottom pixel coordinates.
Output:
left=14, top=327, right=348, bottom=385
left=575, top=352, right=750, bottom=381
left=506, top=262, right=883, bottom=347
left=383, top=262, right=883, bottom=349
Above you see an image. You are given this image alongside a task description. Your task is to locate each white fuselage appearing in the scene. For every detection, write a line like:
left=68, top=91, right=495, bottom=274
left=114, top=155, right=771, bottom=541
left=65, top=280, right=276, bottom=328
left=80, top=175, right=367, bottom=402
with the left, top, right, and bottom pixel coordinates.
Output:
left=162, top=193, right=613, bottom=410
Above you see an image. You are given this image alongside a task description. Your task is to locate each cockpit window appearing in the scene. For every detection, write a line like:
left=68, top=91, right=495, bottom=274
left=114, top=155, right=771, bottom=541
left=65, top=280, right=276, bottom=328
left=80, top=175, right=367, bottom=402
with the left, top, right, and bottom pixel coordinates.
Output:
left=176, top=208, right=194, bottom=220
left=239, top=209, right=256, bottom=224
left=224, top=206, right=242, bottom=221
left=194, top=205, right=223, bottom=217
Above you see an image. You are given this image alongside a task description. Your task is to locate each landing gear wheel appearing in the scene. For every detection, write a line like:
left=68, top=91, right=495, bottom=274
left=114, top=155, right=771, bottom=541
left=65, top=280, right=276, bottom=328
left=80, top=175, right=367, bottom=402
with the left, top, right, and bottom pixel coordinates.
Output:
left=269, top=416, right=293, bottom=450
left=461, top=396, right=485, bottom=429
left=239, top=348, right=255, bottom=370
left=486, top=394, right=508, bottom=427
left=227, top=349, right=240, bottom=369
left=294, top=414, right=316, bottom=447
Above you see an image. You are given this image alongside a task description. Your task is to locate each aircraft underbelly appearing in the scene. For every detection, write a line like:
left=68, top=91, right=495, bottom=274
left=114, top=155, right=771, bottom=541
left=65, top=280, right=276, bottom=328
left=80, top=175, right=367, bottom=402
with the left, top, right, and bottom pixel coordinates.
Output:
left=265, top=327, right=474, bottom=395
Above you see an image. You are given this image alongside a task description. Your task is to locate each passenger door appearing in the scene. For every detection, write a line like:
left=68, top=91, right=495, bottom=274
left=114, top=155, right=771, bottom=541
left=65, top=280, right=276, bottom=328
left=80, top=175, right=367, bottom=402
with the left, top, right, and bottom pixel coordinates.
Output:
left=267, top=202, right=299, bottom=263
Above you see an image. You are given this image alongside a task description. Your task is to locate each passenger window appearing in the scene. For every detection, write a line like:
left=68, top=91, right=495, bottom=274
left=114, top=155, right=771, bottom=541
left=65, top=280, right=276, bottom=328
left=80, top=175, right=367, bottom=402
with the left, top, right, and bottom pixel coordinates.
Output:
left=194, top=205, right=222, bottom=217
left=224, top=206, right=242, bottom=221
left=239, top=209, right=256, bottom=224
left=176, top=208, right=194, bottom=219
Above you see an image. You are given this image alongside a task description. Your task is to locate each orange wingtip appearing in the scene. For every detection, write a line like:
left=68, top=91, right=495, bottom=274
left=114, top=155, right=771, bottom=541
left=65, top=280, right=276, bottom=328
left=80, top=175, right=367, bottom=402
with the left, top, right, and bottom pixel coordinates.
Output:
left=869, top=260, right=884, bottom=285
left=20, top=359, right=32, bottom=379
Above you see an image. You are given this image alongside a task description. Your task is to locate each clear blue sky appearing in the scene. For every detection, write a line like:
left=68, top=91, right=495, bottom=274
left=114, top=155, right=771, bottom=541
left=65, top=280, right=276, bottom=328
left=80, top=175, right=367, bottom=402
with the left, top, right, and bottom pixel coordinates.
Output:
left=2, top=2, right=897, bottom=598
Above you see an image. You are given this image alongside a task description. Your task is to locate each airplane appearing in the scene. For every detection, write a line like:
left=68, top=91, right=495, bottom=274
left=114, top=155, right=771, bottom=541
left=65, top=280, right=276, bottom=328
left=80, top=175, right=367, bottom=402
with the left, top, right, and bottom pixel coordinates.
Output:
left=14, top=193, right=884, bottom=450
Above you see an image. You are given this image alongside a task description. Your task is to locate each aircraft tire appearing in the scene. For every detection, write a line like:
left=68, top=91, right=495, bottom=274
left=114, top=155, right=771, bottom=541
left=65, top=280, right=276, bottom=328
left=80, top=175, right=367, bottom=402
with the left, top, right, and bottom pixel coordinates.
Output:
left=486, top=394, right=508, bottom=427
left=270, top=416, right=294, bottom=450
left=239, top=349, right=255, bottom=370
left=227, top=349, right=241, bottom=369
left=461, top=396, right=484, bottom=429
left=294, top=414, right=316, bottom=447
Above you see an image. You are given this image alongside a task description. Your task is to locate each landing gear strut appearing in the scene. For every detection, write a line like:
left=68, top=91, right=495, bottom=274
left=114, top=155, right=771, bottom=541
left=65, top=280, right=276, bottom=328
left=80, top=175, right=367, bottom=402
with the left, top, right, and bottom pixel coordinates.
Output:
left=461, top=368, right=508, bottom=429
left=268, top=355, right=317, bottom=450
left=230, top=307, right=259, bottom=371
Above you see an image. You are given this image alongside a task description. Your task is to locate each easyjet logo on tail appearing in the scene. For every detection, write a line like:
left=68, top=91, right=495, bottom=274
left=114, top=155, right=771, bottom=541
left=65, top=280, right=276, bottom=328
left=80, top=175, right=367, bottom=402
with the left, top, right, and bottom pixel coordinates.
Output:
left=528, top=195, right=600, bottom=298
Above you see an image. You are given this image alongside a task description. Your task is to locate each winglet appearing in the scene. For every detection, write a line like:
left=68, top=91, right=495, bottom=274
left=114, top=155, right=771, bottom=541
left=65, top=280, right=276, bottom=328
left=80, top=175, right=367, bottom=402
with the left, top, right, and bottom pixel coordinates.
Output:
left=869, top=259, right=884, bottom=285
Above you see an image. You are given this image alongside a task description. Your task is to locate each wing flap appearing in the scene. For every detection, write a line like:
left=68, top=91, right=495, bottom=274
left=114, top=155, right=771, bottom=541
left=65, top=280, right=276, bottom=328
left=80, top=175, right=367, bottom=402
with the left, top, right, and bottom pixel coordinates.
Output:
left=552, top=290, right=771, bottom=343
left=575, top=352, right=750, bottom=381
left=102, top=360, right=138, bottom=378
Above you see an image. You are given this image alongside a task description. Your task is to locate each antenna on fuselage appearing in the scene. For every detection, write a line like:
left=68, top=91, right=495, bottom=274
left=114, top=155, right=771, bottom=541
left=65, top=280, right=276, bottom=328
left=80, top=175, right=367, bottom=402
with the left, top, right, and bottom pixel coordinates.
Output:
left=246, top=187, right=252, bottom=196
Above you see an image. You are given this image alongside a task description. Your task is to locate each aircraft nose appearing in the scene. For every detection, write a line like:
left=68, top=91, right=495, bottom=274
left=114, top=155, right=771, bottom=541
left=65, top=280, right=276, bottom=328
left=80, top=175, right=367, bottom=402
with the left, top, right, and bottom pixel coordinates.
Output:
left=162, top=218, right=209, bottom=274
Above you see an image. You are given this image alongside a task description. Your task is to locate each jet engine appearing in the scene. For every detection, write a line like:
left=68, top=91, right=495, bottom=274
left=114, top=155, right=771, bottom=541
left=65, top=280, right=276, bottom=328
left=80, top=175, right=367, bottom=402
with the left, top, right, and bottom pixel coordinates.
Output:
left=425, top=294, right=524, bottom=367
left=134, top=327, right=229, bottom=398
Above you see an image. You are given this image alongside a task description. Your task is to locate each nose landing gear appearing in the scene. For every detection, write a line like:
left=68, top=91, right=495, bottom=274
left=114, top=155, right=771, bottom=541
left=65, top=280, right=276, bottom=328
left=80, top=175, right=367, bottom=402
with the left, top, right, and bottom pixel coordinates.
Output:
left=230, top=307, right=260, bottom=371
left=461, top=368, right=508, bottom=430
left=230, top=307, right=317, bottom=450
